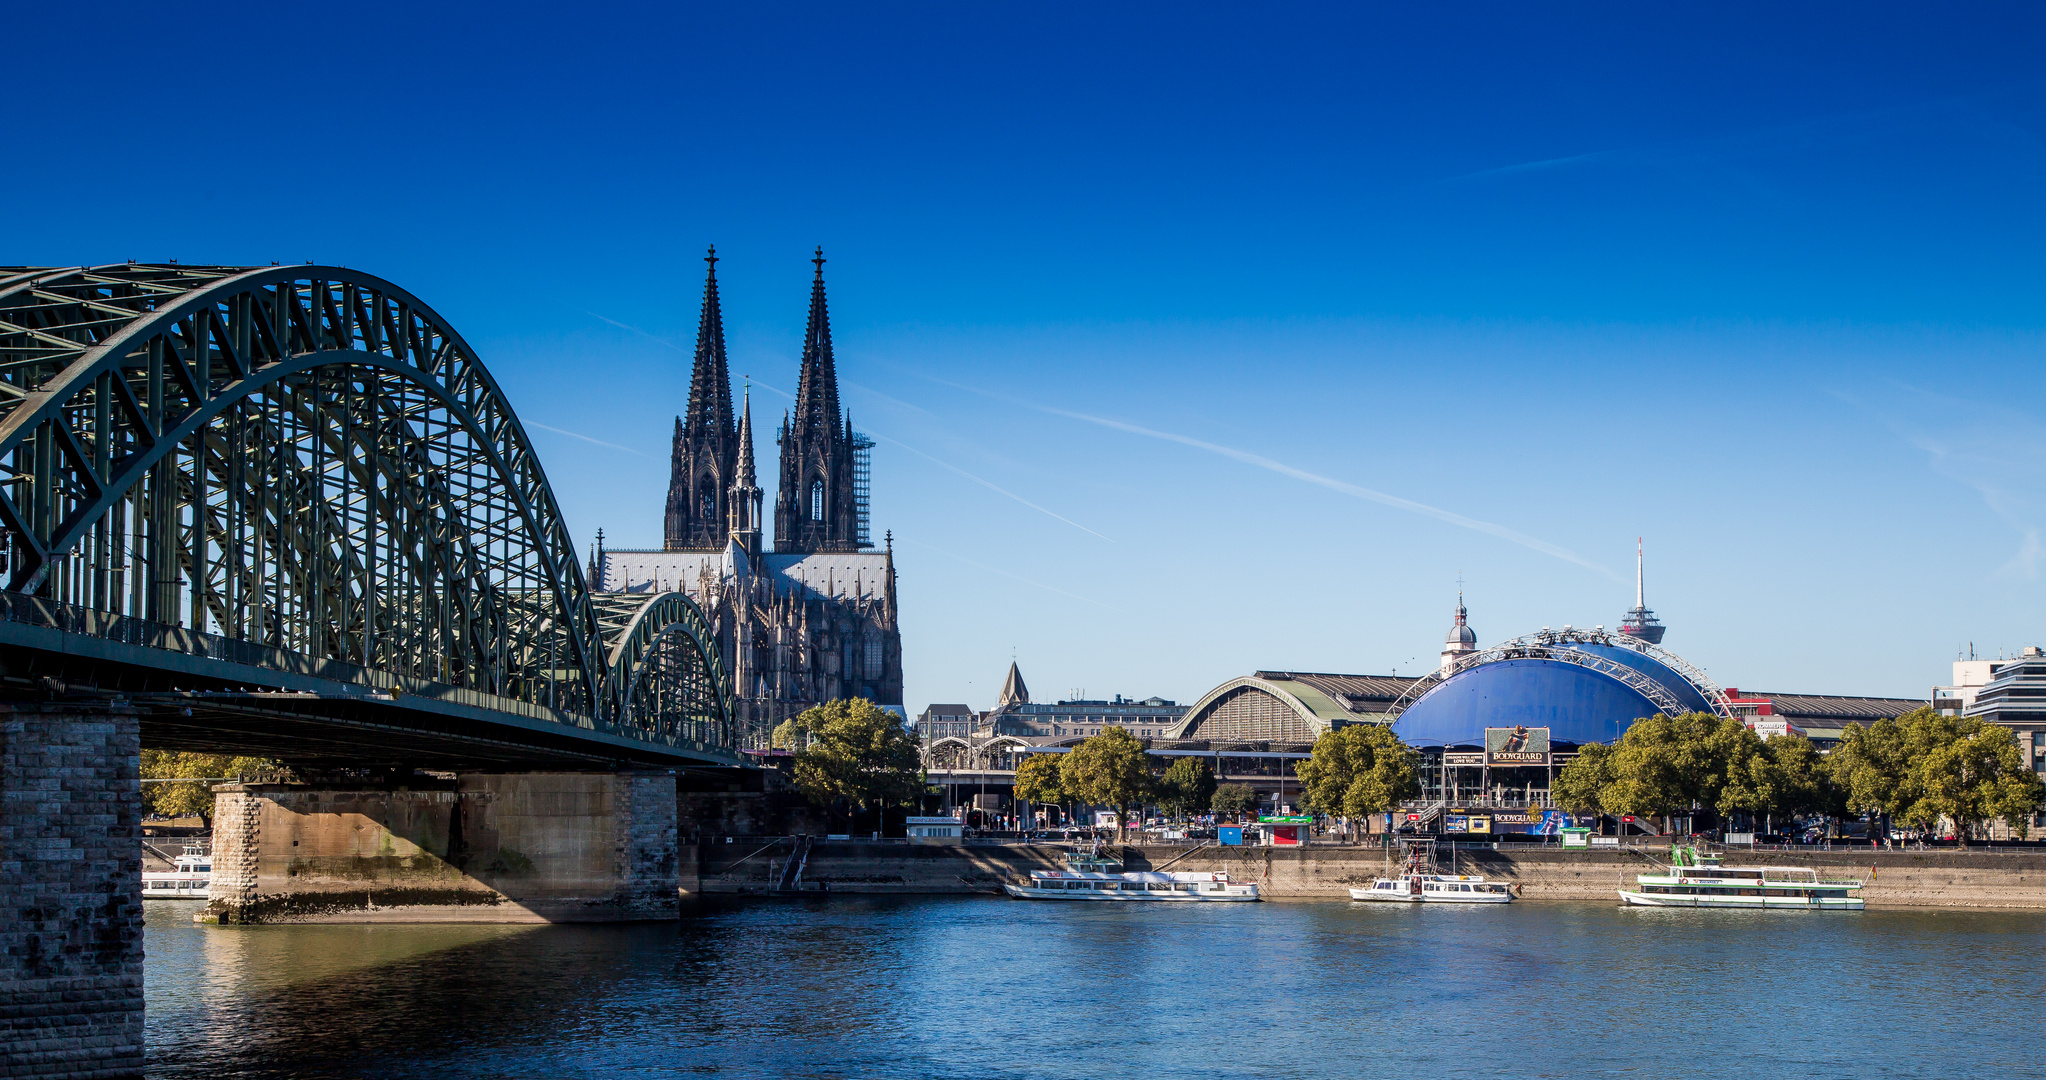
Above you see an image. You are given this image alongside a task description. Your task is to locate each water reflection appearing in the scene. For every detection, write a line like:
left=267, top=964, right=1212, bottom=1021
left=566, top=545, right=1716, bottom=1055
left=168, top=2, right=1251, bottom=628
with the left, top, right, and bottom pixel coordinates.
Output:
left=145, top=898, right=2046, bottom=1079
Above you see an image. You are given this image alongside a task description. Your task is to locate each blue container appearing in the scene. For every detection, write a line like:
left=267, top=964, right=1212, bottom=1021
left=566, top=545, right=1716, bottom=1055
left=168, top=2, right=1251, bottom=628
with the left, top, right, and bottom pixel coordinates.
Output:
left=1218, top=827, right=1244, bottom=846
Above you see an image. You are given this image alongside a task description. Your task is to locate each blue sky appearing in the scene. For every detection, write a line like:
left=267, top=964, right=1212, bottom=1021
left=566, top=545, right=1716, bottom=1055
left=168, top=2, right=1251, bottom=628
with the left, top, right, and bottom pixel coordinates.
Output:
left=10, top=3, right=2046, bottom=708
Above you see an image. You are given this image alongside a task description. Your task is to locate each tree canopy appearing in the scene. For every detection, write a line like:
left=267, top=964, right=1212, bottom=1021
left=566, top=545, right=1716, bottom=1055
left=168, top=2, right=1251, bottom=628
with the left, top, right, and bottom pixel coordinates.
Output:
left=1211, top=782, right=1259, bottom=816
left=141, top=750, right=275, bottom=822
left=1295, top=724, right=1420, bottom=820
left=1013, top=753, right=1068, bottom=810
left=1551, top=713, right=1845, bottom=830
left=1158, top=757, right=1217, bottom=818
left=1829, top=707, right=2044, bottom=842
left=786, top=698, right=926, bottom=812
left=1060, top=727, right=1155, bottom=839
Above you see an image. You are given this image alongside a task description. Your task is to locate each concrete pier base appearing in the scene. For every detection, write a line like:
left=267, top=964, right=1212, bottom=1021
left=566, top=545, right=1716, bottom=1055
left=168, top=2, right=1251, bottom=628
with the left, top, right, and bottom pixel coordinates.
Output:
left=201, top=770, right=679, bottom=923
left=0, top=703, right=143, bottom=1080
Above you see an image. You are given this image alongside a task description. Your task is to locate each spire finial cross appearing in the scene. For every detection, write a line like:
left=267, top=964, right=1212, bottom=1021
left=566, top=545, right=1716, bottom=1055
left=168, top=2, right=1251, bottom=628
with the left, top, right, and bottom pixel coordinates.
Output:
left=705, top=245, right=717, bottom=275
left=812, top=246, right=826, bottom=279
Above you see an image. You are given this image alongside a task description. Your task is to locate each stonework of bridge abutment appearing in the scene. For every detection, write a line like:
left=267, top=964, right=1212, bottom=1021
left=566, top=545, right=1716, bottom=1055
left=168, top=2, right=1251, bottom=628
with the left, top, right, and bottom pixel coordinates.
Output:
left=199, top=769, right=684, bottom=925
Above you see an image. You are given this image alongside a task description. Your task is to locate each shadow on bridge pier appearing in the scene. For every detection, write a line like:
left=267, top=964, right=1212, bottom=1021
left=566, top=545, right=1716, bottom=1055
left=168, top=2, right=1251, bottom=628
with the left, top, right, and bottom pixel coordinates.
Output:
left=201, top=770, right=683, bottom=925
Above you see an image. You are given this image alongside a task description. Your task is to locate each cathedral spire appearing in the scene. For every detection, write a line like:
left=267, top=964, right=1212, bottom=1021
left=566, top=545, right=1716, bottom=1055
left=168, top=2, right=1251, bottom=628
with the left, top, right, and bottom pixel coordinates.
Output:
left=774, top=248, right=860, bottom=553
left=687, top=245, right=733, bottom=442
left=665, top=246, right=740, bottom=550
left=728, top=381, right=763, bottom=558
left=792, top=247, right=841, bottom=439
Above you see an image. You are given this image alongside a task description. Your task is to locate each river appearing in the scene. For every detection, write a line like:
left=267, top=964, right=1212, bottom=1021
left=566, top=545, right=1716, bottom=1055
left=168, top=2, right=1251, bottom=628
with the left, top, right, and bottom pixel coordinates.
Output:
left=144, top=897, right=2046, bottom=1078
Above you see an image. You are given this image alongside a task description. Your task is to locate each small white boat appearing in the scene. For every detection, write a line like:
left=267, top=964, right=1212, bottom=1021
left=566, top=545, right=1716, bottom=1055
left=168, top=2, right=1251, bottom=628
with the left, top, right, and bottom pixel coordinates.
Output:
left=142, top=843, right=210, bottom=899
left=1003, top=849, right=1259, bottom=901
left=1350, top=873, right=1513, bottom=903
left=1349, top=839, right=1513, bottom=904
left=1619, top=845, right=1864, bottom=910
left=1004, top=869, right=1259, bottom=901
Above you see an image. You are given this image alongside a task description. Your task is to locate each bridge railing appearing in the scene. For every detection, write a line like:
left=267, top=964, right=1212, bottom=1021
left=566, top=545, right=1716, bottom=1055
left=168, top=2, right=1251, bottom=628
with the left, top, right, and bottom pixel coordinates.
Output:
left=0, top=591, right=600, bottom=732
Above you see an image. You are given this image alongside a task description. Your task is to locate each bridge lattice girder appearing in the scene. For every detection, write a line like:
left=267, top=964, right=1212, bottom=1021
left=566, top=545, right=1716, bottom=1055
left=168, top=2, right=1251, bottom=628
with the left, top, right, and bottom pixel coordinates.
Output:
left=0, top=264, right=732, bottom=759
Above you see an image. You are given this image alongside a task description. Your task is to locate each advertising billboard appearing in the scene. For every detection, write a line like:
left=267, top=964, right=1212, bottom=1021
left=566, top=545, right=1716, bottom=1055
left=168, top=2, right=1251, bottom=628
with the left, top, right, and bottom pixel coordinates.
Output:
left=1485, top=725, right=1551, bottom=765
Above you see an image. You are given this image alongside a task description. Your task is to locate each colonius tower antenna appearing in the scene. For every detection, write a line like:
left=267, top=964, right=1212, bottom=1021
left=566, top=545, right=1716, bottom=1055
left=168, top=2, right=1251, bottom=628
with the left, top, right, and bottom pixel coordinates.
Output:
left=1618, top=536, right=1666, bottom=645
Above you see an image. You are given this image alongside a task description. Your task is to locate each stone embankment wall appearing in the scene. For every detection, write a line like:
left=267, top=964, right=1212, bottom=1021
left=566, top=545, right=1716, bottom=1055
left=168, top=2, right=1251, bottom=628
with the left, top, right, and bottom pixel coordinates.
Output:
left=203, top=771, right=679, bottom=924
left=694, top=840, right=2046, bottom=908
left=0, top=704, right=144, bottom=1080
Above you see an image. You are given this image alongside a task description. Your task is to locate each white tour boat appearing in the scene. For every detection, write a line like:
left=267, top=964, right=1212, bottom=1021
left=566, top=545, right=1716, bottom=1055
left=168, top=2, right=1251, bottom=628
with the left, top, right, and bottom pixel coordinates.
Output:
left=142, top=843, right=211, bottom=899
left=1004, top=849, right=1260, bottom=902
left=1350, top=874, right=1513, bottom=903
left=1349, top=840, right=1514, bottom=904
left=1618, top=845, right=1864, bottom=910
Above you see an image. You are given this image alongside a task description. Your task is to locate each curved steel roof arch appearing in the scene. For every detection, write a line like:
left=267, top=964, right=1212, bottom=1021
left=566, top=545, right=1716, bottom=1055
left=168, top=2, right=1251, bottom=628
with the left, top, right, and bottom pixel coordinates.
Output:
left=1165, top=674, right=1326, bottom=741
left=0, top=264, right=730, bottom=755
left=1386, top=626, right=1734, bottom=726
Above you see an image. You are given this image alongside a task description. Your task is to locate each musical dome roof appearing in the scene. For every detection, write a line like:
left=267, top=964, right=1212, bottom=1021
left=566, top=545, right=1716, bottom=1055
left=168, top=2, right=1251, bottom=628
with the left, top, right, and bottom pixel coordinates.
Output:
left=1395, top=628, right=1721, bottom=747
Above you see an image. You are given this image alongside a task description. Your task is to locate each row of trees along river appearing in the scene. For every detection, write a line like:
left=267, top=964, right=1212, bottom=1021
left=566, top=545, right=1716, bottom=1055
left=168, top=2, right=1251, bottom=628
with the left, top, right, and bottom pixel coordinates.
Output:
left=777, top=702, right=2046, bottom=846
left=142, top=700, right=2046, bottom=847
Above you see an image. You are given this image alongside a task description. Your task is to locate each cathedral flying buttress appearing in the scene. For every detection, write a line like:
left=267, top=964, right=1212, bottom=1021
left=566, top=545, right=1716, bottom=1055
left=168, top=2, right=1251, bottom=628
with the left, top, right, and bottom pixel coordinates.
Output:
left=595, top=248, right=903, bottom=746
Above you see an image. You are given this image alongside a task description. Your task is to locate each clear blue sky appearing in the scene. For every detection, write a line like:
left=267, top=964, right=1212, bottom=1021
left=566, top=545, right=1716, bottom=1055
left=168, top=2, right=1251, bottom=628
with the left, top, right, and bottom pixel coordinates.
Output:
left=10, top=4, right=2045, bottom=709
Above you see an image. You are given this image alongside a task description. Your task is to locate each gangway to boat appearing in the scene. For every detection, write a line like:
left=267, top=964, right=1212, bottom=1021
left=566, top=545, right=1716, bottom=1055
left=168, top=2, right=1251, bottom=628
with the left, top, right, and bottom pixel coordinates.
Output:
left=774, top=835, right=814, bottom=894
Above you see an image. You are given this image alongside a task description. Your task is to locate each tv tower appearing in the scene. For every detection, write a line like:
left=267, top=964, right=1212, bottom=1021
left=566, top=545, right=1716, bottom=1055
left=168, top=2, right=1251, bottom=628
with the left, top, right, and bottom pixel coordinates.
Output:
left=1618, top=537, right=1666, bottom=644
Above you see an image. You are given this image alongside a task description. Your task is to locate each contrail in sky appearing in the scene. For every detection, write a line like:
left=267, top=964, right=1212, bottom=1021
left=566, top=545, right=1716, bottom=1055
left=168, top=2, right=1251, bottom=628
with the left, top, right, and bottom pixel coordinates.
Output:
left=900, top=537, right=1116, bottom=610
left=1046, top=406, right=1613, bottom=577
left=586, top=310, right=685, bottom=351
left=526, top=421, right=647, bottom=456
left=910, top=372, right=1615, bottom=578
left=750, top=379, right=1107, bottom=541
left=866, top=431, right=1113, bottom=542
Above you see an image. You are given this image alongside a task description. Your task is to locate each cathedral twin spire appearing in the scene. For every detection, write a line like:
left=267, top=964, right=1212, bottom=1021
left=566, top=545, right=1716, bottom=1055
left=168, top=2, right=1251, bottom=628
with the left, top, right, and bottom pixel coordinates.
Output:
left=664, top=247, right=864, bottom=555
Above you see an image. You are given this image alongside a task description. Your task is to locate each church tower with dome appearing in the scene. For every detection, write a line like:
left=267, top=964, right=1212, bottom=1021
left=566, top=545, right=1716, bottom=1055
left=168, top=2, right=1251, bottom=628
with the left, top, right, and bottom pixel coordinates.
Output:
left=1439, top=592, right=1478, bottom=673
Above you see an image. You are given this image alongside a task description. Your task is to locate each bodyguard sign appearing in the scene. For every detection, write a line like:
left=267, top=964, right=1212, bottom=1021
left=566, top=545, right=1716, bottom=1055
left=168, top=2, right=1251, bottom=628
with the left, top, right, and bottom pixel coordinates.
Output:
left=1485, top=725, right=1551, bottom=765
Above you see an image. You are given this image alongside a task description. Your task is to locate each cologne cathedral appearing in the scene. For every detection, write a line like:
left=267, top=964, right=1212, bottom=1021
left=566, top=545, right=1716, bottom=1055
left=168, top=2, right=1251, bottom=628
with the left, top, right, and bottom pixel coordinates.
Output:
left=590, top=248, right=903, bottom=740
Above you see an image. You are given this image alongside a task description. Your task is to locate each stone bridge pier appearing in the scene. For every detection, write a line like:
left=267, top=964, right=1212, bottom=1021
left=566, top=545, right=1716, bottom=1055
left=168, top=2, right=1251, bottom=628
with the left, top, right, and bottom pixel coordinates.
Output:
left=201, top=771, right=681, bottom=924
left=0, top=703, right=144, bottom=1080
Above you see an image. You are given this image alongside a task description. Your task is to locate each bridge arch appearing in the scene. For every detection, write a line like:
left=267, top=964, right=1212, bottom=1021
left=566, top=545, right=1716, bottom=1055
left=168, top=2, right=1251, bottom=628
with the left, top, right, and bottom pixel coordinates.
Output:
left=0, top=264, right=730, bottom=753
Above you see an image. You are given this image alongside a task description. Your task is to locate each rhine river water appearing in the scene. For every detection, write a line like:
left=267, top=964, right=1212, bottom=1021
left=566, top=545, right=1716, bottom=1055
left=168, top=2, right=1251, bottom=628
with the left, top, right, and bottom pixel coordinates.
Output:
left=144, top=897, right=2045, bottom=1079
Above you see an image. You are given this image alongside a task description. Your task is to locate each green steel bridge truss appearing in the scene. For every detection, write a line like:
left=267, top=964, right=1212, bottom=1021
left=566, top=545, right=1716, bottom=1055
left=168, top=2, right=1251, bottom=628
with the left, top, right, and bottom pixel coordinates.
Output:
left=0, top=264, right=734, bottom=763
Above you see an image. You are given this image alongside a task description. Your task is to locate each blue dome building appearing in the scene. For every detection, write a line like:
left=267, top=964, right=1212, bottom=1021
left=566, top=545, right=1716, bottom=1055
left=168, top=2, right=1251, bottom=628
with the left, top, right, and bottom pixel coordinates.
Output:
left=1393, top=627, right=1726, bottom=748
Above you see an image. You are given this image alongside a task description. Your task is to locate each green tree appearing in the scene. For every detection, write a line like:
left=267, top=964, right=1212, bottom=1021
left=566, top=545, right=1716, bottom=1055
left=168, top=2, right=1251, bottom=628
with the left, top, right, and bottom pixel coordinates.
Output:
left=1551, top=742, right=1615, bottom=828
left=770, top=718, right=807, bottom=751
left=1598, top=714, right=1697, bottom=827
left=1826, top=708, right=2046, bottom=843
left=1158, top=757, right=1218, bottom=820
left=1859, top=707, right=2045, bottom=843
left=787, top=699, right=926, bottom=820
left=1698, top=715, right=1774, bottom=823
left=1013, top=753, right=1069, bottom=825
left=1759, top=734, right=1838, bottom=832
left=1059, top=727, right=1155, bottom=842
left=141, top=750, right=275, bottom=823
left=1211, top=782, right=1259, bottom=818
left=1296, top=724, right=1419, bottom=833
left=1829, top=714, right=1913, bottom=832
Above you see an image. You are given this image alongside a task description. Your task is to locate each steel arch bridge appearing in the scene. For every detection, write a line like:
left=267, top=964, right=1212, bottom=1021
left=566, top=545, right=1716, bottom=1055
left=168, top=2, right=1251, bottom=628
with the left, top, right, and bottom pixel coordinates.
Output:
left=0, top=263, right=737, bottom=767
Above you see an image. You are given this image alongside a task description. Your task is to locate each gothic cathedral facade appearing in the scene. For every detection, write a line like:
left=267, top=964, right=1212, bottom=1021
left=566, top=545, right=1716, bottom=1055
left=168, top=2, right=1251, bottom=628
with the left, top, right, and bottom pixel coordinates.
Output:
left=593, top=249, right=904, bottom=743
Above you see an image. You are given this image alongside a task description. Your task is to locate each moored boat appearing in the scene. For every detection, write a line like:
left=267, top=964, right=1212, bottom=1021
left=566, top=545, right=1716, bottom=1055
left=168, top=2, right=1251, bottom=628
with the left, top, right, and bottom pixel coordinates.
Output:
left=1004, top=849, right=1259, bottom=901
left=1349, top=874, right=1513, bottom=903
left=1618, top=845, right=1864, bottom=910
left=1003, top=868, right=1259, bottom=901
left=142, top=843, right=211, bottom=899
left=1349, top=838, right=1514, bottom=904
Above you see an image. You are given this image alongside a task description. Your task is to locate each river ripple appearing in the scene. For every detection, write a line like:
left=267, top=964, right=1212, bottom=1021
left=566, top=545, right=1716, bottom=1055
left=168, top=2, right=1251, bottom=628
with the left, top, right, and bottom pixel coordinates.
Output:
left=144, top=897, right=2046, bottom=1079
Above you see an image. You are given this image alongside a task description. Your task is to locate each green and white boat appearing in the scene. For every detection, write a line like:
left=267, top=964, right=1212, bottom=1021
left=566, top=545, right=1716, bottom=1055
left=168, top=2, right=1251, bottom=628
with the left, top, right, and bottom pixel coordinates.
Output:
left=1619, top=845, right=1864, bottom=910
